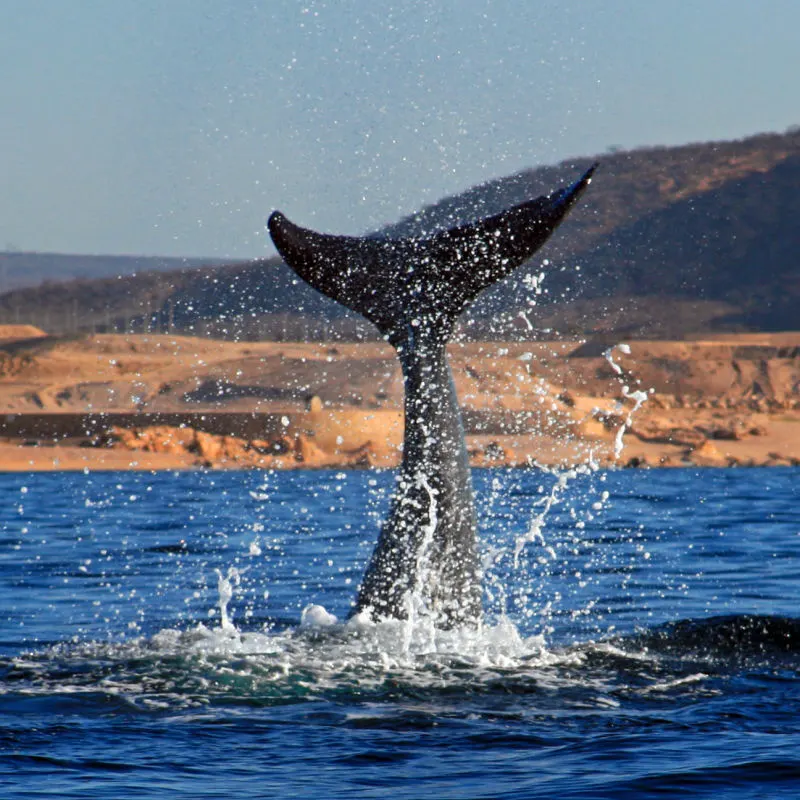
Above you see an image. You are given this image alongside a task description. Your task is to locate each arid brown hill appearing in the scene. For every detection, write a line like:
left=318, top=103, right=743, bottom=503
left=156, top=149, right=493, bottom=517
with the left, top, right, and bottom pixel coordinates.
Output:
left=0, top=128, right=798, bottom=339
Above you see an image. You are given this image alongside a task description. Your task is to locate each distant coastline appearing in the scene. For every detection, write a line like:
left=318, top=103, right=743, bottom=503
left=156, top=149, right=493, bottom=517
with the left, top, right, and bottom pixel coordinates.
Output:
left=1, top=330, right=797, bottom=472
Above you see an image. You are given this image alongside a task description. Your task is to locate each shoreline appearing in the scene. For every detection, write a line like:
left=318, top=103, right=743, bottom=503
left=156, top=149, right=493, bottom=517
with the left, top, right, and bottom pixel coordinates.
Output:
left=1, top=409, right=797, bottom=472
left=1, top=331, right=799, bottom=472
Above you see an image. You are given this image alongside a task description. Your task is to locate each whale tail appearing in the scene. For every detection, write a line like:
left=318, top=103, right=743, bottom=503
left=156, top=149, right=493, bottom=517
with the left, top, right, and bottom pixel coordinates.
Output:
left=268, top=164, right=596, bottom=345
left=268, top=165, right=596, bottom=626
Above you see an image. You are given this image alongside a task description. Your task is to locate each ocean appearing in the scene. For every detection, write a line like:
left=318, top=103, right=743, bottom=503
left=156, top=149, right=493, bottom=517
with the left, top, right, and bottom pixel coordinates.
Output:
left=1, top=467, right=799, bottom=798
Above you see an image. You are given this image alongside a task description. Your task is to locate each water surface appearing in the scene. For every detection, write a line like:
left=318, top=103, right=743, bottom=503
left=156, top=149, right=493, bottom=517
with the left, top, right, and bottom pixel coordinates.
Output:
left=1, top=468, right=799, bottom=798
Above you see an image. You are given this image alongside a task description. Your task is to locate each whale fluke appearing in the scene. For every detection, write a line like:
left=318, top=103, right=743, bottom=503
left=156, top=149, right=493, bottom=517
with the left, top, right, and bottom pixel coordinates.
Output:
left=268, top=165, right=596, bottom=626
left=268, top=164, right=595, bottom=346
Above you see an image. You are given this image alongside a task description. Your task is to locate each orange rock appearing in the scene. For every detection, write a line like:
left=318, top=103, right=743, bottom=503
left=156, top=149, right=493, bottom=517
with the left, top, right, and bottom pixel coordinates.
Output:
left=0, top=324, right=47, bottom=342
left=686, top=440, right=728, bottom=466
left=701, top=416, right=769, bottom=441
left=192, top=430, right=223, bottom=462
left=631, top=420, right=706, bottom=448
left=106, top=425, right=197, bottom=458
left=341, top=442, right=379, bottom=468
left=108, top=426, right=142, bottom=449
left=145, top=425, right=194, bottom=454
left=294, top=433, right=327, bottom=466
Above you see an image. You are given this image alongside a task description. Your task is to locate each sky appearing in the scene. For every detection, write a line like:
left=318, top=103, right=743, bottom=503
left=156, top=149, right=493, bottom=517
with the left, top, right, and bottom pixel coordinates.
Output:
left=1, top=0, right=798, bottom=259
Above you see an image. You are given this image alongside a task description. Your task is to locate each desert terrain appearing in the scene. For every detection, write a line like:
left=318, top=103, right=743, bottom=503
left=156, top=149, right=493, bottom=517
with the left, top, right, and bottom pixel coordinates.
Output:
left=0, top=325, right=798, bottom=472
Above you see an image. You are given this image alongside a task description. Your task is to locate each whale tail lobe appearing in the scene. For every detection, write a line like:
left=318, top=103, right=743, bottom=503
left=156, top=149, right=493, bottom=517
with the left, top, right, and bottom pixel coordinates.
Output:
left=268, top=164, right=596, bottom=345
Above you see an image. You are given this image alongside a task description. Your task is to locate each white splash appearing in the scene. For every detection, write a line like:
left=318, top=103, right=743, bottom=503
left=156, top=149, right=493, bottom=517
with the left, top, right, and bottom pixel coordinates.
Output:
left=300, top=604, right=338, bottom=627
left=603, top=344, right=650, bottom=460
left=214, top=566, right=243, bottom=631
left=412, top=472, right=439, bottom=596
left=397, top=472, right=441, bottom=653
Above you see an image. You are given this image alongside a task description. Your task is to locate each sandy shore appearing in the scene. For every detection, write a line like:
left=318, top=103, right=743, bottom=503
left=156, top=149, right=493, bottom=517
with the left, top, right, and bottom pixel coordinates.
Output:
left=1, top=329, right=798, bottom=471
left=2, top=413, right=798, bottom=472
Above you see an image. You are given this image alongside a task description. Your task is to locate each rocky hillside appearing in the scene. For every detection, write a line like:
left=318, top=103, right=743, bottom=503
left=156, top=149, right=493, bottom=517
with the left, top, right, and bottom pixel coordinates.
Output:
left=0, top=128, right=798, bottom=340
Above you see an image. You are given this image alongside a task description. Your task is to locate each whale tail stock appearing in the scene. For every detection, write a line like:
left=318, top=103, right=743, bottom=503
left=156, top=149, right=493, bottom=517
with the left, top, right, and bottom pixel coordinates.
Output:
left=268, top=165, right=596, bottom=626
left=267, top=164, right=596, bottom=347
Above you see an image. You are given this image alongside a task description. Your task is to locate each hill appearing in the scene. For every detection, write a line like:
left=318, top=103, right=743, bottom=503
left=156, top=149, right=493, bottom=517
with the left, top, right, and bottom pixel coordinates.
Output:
left=0, top=252, right=236, bottom=294
left=0, top=127, right=798, bottom=340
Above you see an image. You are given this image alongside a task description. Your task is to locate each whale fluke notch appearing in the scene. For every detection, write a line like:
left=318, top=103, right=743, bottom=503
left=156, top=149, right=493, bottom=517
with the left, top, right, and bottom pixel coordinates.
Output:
left=268, top=163, right=596, bottom=345
left=268, top=165, right=596, bottom=627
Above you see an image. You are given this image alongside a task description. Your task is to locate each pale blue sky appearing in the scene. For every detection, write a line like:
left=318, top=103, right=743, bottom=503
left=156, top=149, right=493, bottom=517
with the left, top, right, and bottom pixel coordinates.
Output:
left=1, top=0, right=798, bottom=258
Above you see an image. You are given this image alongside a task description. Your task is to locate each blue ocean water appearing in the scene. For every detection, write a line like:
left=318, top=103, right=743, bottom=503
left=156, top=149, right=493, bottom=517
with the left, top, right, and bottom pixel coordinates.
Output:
left=1, top=466, right=799, bottom=799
